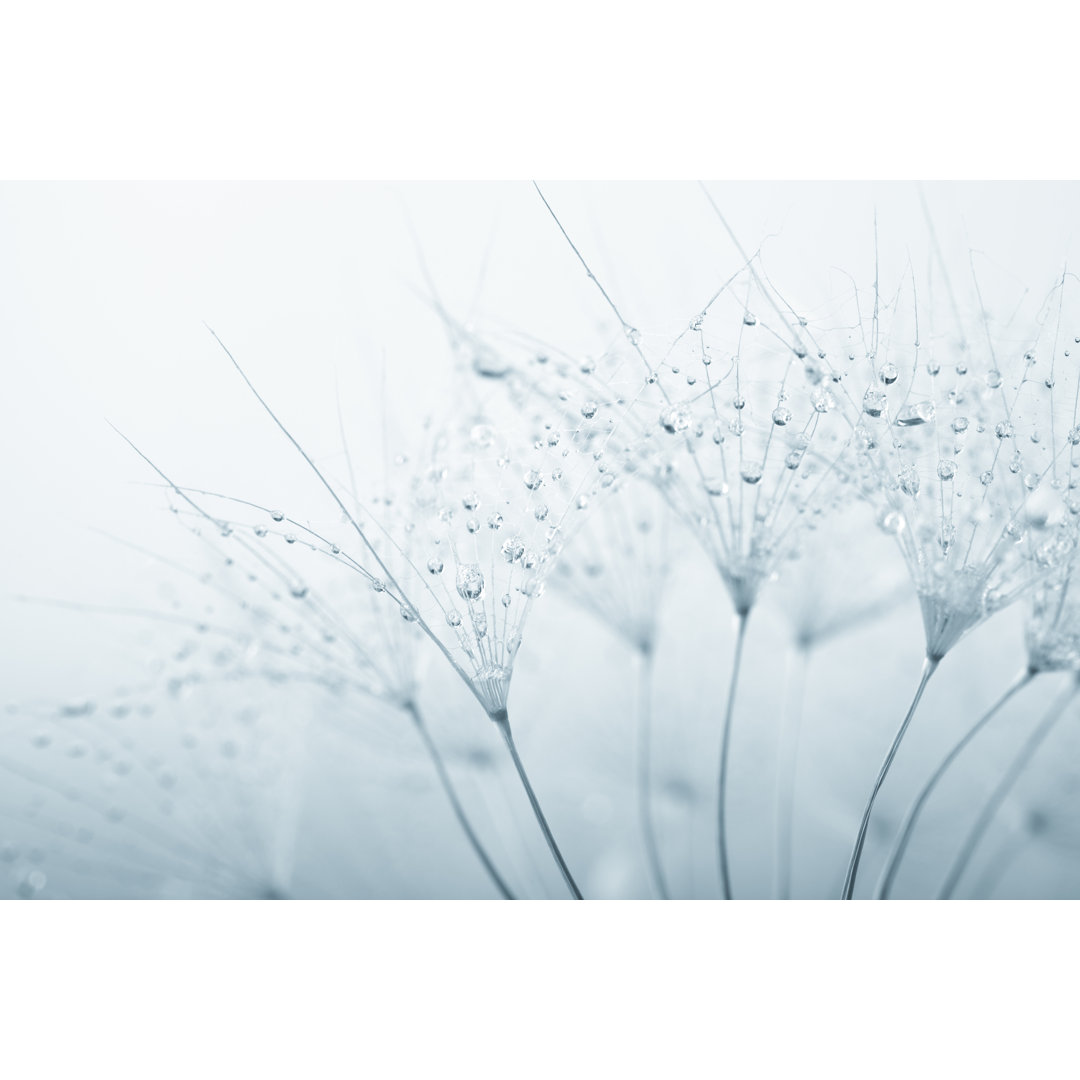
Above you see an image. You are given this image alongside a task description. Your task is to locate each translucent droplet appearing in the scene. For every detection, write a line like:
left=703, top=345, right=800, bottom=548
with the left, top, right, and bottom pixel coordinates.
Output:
left=743, top=312, right=757, bottom=326
left=895, top=401, right=935, bottom=427
left=534, top=504, right=549, bottom=521
left=811, top=389, right=835, bottom=413
left=284, top=534, right=297, bottom=544
left=980, top=470, right=994, bottom=486
left=456, top=564, right=485, bottom=601
left=986, top=370, right=1003, bottom=389
left=487, top=513, right=503, bottom=530
left=937, top=460, right=956, bottom=481
left=877, top=508, right=905, bottom=534
left=427, top=557, right=444, bottom=575
left=704, top=477, right=729, bottom=497
left=660, top=407, right=690, bottom=434
left=523, top=469, right=544, bottom=490
left=501, top=537, right=525, bottom=563
left=952, top=417, right=969, bottom=434
left=501, top=593, right=512, bottom=608
left=863, top=389, right=887, bottom=418
left=581, top=402, right=598, bottom=419
left=463, top=492, right=479, bottom=511
left=898, top=465, right=920, bottom=497
left=740, top=463, right=763, bottom=485
left=466, top=518, right=480, bottom=534
left=995, top=421, right=1014, bottom=439
left=446, top=610, right=462, bottom=628
left=772, top=406, right=792, bottom=426
left=271, top=511, right=285, bottom=522
left=879, top=363, right=898, bottom=385
left=253, top=525, right=268, bottom=537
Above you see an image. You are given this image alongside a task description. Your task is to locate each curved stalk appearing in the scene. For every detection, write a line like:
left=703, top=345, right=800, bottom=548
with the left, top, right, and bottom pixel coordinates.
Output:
left=841, top=654, right=940, bottom=899
left=406, top=702, right=515, bottom=900
left=636, top=646, right=670, bottom=899
left=493, top=711, right=583, bottom=899
left=875, top=668, right=1036, bottom=899
left=717, top=610, right=750, bottom=900
left=939, top=679, right=1078, bottom=899
left=774, top=643, right=810, bottom=900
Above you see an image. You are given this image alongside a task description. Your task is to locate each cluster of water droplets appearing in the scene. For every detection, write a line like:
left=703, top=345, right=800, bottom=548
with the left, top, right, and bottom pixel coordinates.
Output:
left=846, top=273, right=1080, bottom=659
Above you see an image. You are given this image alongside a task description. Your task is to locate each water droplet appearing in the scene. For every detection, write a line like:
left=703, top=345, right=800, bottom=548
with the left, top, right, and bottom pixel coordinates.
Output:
left=811, top=388, right=835, bottom=413
left=463, top=492, right=479, bottom=511
left=253, top=525, right=268, bottom=537
left=879, top=363, right=899, bottom=385
left=896, top=401, right=935, bottom=427
left=863, top=389, right=887, bottom=417
left=980, top=470, right=994, bottom=486
left=772, top=406, right=792, bottom=426
left=704, top=477, right=729, bottom=497
left=284, top=534, right=297, bottom=544
left=501, top=593, right=512, bottom=608
left=523, top=469, right=544, bottom=490
left=581, top=401, right=598, bottom=419
left=466, top=518, right=480, bottom=534
left=660, top=407, right=690, bottom=434
left=952, top=417, right=969, bottom=434
left=456, top=564, right=485, bottom=601
left=271, top=511, right=285, bottom=522
left=937, top=460, right=956, bottom=481
left=986, top=370, right=1003, bottom=389
left=427, top=557, right=444, bottom=575
left=501, top=537, right=525, bottom=562
left=740, top=463, right=763, bottom=485
left=877, top=509, right=905, bottom=534
left=743, top=313, right=757, bottom=326
left=534, top=504, right=549, bottom=521
left=995, top=420, right=1014, bottom=439
left=487, top=513, right=503, bottom=530
left=898, top=465, right=920, bottom=497
left=446, top=610, right=462, bottom=628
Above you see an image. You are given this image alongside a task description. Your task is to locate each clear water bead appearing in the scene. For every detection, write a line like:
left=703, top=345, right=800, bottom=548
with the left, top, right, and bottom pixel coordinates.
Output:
left=863, top=389, right=887, bottom=417
left=878, top=363, right=899, bottom=384
left=937, top=460, right=956, bottom=481
left=898, top=465, right=920, bottom=497
left=660, top=407, right=690, bottom=434
left=896, top=401, right=935, bottom=427
left=427, top=557, right=444, bottom=575
left=501, top=537, right=525, bottom=562
left=772, top=406, right=792, bottom=426
left=740, top=463, right=764, bottom=485
left=455, top=564, right=485, bottom=601
left=581, top=402, right=598, bottom=419
left=952, top=417, right=969, bottom=434
left=523, top=469, right=544, bottom=490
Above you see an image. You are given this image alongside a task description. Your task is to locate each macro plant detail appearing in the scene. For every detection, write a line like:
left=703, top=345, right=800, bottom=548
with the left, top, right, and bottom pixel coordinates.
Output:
left=6, top=181, right=1080, bottom=899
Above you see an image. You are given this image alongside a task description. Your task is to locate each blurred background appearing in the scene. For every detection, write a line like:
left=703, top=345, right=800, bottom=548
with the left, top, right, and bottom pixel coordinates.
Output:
left=4, top=181, right=1080, bottom=899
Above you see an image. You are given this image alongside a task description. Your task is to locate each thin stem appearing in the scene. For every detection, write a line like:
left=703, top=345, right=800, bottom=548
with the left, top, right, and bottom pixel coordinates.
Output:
left=717, top=610, right=750, bottom=900
left=841, top=654, right=940, bottom=899
left=875, top=668, right=1036, bottom=899
left=773, top=643, right=810, bottom=900
left=406, top=703, right=515, bottom=900
left=939, top=680, right=1078, bottom=899
left=636, top=646, right=670, bottom=899
left=494, top=712, right=584, bottom=899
